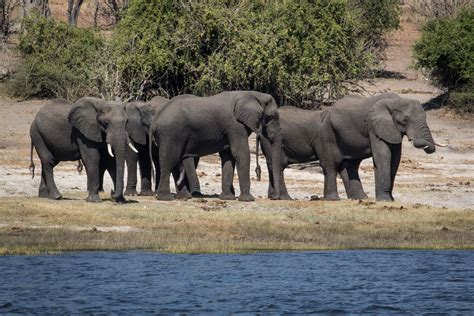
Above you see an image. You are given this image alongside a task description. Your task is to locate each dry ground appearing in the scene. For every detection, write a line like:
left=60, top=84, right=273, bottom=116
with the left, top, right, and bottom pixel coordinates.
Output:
left=0, top=18, right=472, bottom=254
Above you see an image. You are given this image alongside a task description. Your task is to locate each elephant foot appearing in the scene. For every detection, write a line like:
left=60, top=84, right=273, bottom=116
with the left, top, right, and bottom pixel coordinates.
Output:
left=49, top=192, right=63, bottom=200
left=376, top=194, right=394, bottom=202
left=112, top=195, right=127, bottom=205
left=270, top=193, right=292, bottom=200
left=156, top=192, right=175, bottom=201
left=86, top=194, right=102, bottom=203
left=349, top=192, right=369, bottom=200
left=191, top=191, right=204, bottom=198
left=124, top=189, right=138, bottom=196
left=176, top=190, right=192, bottom=200
left=38, top=190, right=49, bottom=198
left=139, top=189, right=155, bottom=196
left=238, top=193, right=255, bottom=202
left=323, top=193, right=340, bottom=201
left=219, top=192, right=236, bottom=201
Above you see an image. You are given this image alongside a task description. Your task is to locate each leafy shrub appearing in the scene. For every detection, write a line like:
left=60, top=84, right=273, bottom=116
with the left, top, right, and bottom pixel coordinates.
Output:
left=413, top=8, right=473, bottom=112
left=349, top=0, right=400, bottom=60
left=109, top=0, right=376, bottom=106
left=11, top=13, right=104, bottom=99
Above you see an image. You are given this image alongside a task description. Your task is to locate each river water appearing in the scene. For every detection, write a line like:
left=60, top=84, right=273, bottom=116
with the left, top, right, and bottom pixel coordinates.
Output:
left=1, top=250, right=473, bottom=314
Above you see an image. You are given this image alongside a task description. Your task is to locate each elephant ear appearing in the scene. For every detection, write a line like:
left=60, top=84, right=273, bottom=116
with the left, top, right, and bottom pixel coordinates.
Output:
left=68, top=99, right=103, bottom=143
left=125, top=102, right=147, bottom=145
left=233, top=94, right=264, bottom=132
left=367, top=99, right=403, bottom=144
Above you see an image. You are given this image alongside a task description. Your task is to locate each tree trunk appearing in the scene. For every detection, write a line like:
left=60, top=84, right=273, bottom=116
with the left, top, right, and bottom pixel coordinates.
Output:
left=22, top=0, right=50, bottom=18
left=67, top=0, right=84, bottom=26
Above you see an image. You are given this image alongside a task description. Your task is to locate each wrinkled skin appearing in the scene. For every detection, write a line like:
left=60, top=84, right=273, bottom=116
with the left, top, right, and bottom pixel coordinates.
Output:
left=151, top=91, right=283, bottom=202
left=320, top=93, right=437, bottom=201
left=29, top=97, right=129, bottom=203
left=260, top=106, right=327, bottom=200
left=124, top=96, right=202, bottom=198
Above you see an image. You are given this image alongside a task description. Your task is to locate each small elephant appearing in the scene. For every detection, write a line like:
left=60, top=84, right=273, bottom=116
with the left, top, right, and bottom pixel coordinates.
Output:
left=124, top=96, right=201, bottom=198
left=29, top=97, right=134, bottom=203
left=319, top=93, right=441, bottom=201
left=260, top=106, right=328, bottom=200
left=151, top=91, right=283, bottom=201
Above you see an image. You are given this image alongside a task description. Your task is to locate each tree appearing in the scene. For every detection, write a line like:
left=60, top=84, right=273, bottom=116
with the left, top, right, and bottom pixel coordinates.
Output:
left=67, top=0, right=84, bottom=26
left=1, top=0, right=21, bottom=38
left=22, top=0, right=50, bottom=18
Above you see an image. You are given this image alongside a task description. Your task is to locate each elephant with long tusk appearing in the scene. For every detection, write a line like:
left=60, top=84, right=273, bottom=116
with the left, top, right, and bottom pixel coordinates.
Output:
left=29, top=97, right=130, bottom=203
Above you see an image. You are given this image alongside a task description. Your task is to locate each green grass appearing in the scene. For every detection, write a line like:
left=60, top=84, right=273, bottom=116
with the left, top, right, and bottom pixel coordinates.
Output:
left=0, top=193, right=473, bottom=255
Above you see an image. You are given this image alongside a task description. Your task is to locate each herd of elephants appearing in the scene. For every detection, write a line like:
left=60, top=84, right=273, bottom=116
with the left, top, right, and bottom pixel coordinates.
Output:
left=29, top=90, right=445, bottom=204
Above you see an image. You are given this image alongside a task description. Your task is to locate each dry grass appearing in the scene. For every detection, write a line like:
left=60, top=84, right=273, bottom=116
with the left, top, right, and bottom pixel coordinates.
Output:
left=0, top=193, right=473, bottom=255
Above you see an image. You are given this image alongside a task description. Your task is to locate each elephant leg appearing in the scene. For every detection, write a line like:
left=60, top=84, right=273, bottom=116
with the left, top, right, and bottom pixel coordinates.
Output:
left=155, top=141, right=179, bottom=201
left=323, top=166, right=340, bottom=201
left=31, top=134, right=62, bottom=199
left=78, top=143, right=102, bottom=203
left=38, top=169, right=49, bottom=198
left=124, top=148, right=138, bottom=196
left=218, top=150, right=236, bottom=200
left=340, top=160, right=368, bottom=200
left=173, top=164, right=192, bottom=200
left=370, top=134, right=393, bottom=201
left=389, top=143, right=402, bottom=200
left=138, top=147, right=153, bottom=196
left=182, top=156, right=202, bottom=197
left=40, top=160, right=62, bottom=200
left=228, top=135, right=254, bottom=202
left=97, top=165, right=106, bottom=192
left=279, top=168, right=292, bottom=200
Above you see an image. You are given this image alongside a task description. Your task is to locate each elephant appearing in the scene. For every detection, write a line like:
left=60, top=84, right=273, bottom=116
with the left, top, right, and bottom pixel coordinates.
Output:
left=319, top=92, right=442, bottom=201
left=29, top=97, right=135, bottom=203
left=124, top=96, right=201, bottom=197
left=260, top=106, right=328, bottom=200
left=151, top=90, right=283, bottom=201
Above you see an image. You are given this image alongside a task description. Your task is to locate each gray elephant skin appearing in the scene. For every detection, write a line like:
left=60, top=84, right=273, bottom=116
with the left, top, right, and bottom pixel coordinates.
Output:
left=124, top=95, right=201, bottom=198
left=319, top=93, right=437, bottom=201
left=29, top=97, right=131, bottom=203
left=151, top=91, right=283, bottom=201
left=260, top=106, right=327, bottom=200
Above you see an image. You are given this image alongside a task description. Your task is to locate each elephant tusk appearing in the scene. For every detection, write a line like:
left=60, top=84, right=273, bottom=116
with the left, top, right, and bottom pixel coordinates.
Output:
left=107, top=143, right=114, bottom=157
left=423, top=145, right=429, bottom=149
left=435, top=142, right=448, bottom=147
left=128, top=142, right=138, bottom=154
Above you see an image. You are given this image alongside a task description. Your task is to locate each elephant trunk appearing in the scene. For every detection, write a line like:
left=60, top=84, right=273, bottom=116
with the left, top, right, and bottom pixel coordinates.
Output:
left=110, top=133, right=127, bottom=203
left=411, top=119, right=436, bottom=154
left=270, top=135, right=282, bottom=199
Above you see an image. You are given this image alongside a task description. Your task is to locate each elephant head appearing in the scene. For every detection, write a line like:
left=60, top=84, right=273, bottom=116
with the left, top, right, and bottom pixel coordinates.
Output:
left=125, top=97, right=170, bottom=146
left=234, top=91, right=283, bottom=199
left=367, top=97, right=437, bottom=154
left=68, top=97, right=130, bottom=202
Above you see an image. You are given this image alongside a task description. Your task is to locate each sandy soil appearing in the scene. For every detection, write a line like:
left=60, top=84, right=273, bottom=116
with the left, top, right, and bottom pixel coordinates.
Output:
left=0, top=19, right=472, bottom=209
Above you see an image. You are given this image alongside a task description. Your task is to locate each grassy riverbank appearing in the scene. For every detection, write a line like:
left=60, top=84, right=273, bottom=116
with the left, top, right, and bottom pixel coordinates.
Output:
left=1, top=193, right=473, bottom=255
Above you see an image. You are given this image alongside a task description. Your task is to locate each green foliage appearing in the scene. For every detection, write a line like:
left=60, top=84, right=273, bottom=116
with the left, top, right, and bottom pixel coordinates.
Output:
left=413, top=8, right=473, bottom=112
left=110, top=0, right=375, bottom=105
left=349, top=0, right=400, bottom=58
left=11, top=13, right=104, bottom=99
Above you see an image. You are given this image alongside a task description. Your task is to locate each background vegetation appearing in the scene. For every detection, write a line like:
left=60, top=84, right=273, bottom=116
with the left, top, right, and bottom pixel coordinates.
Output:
left=6, top=0, right=401, bottom=107
left=413, top=7, right=473, bottom=112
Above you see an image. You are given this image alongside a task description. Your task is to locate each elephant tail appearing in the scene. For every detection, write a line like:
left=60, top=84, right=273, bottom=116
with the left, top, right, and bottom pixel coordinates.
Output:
left=29, top=141, right=35, bottom=179
left=77, top=160, right=83, bottom=175
left=255, top=133, right=261, bottom=181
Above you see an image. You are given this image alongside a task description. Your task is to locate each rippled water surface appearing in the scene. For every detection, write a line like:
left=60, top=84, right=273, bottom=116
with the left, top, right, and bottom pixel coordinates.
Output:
left=1, top=251, right=473, bottom=314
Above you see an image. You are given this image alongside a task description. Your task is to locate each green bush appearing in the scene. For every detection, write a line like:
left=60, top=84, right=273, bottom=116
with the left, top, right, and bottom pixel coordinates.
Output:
left=349, top=0, right=400, bottom=59
left=109, top=0, right=375, bottom=105
left=11, top=13, right=104, bottom=99
left=413, top=8, right=473, bottom=112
